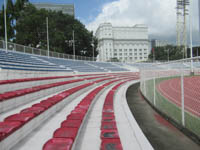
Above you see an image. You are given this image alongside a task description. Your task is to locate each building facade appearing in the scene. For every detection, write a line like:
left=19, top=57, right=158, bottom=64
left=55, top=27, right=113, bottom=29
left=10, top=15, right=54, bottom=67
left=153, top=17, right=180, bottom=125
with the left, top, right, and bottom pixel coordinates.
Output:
left=151, top=39, right=169, bottom=48
left=95, top=23, right=149, bottom=62
left=33, top=3, right=75, bottom=16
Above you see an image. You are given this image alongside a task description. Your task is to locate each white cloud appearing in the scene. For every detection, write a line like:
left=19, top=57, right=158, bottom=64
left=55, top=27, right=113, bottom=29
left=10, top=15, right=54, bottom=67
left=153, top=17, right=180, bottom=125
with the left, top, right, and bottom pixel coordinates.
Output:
left=86, top=0, right=199, bottom=44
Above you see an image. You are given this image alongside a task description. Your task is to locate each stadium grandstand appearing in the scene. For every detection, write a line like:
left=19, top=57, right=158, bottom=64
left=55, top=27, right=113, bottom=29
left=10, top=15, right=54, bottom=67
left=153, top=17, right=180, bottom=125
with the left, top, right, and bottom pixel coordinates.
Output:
left=0, top=41, right=200, bottom=150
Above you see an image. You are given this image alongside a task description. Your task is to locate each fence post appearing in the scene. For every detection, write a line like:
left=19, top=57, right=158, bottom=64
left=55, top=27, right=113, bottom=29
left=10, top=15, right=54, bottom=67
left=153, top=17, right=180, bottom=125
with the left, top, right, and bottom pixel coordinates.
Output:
left=144, top=71, right=146, bottom=97
left=153, top=71, right=156, bottom=106
left=181, top=67, right=185, bottom=126
left=14, top=44, right=16, bottom=51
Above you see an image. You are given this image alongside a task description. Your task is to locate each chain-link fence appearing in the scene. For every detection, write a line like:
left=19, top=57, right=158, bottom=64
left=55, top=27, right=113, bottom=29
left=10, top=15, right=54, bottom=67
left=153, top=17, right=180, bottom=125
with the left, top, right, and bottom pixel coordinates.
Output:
left=140, top=57, right=200, bottom=139
left=0, top=40, right=97, bottom=62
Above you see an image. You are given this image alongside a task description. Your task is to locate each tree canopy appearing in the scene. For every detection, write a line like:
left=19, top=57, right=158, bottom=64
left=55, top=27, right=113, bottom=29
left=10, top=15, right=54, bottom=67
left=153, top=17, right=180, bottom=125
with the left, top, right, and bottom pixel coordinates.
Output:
left=148, top=45, right=185, bottom=61
left=0, top=1, right=98, bottom=57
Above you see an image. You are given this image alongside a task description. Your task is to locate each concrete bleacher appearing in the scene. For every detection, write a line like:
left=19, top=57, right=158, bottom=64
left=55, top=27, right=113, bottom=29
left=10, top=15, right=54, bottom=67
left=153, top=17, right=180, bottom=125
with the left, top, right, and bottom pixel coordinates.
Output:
left=0, top=49, right=130, bottom=73
left=0, top=47, right=153, bottom=150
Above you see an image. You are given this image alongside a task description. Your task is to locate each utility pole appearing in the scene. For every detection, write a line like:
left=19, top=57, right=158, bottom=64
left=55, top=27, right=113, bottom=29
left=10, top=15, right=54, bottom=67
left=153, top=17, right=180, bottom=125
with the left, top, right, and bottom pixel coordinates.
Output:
left=46, top=17, right=49, bottom=58
left=73, top=30, right=75, bottom=60
left=4, top=0, right=8, bottom=52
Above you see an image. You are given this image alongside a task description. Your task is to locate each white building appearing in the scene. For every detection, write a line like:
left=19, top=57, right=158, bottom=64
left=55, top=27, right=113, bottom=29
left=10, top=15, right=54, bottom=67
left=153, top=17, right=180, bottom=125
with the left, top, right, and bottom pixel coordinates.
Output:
left=33, top=3, right=75, bottom=16
left=95, top=23, right=149, bottom=62
left=151, top=39, right=169, bottom=48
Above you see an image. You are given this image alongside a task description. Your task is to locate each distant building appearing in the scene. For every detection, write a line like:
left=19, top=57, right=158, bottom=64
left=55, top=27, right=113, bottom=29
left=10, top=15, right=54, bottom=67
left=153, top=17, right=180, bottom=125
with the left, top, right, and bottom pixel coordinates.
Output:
left=95, top=23, right=149, bottom=62
left=151, top=39, right=168, bottom=48
left=33, top=3, right=75, bottom=16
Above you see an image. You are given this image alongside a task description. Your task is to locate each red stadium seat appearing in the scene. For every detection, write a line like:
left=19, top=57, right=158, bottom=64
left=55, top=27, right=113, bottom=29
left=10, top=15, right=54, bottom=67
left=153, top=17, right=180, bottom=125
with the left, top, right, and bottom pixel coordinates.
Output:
left=103, top=105, right=114, bottom=113
left=0, top=94, right=4, bottom=101
left=53, top=127, right=78, bottom=140
left=67, top=113, right=85, bottom=121
left=32, top=102, right=52, bottom=109
left=101, top=122, right=117, bottom=130
left=5, top=113, right=35, bottom=124
left=2, top=92, right=17, bottom=100
left=42, top=138, right=73, bottom=150
left=102, top=117, right=115, bottom=123
left=101, top=130, right=119, bottom=139
left=20, top=107, right=45, bottom=115
left=61, top=120, right=82, bottom=128
left=102, top=112, right=115, bottom=118
left=71, top=108, right=87, bottom=115
left=101, top=139, right=123, bottom=150
left=0, top=121, right=22, bottom=141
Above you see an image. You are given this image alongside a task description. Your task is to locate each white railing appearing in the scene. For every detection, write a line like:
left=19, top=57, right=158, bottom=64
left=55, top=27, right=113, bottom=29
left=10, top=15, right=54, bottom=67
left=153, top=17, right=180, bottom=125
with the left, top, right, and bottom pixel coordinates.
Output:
left=0, top=40, right=97, bottom=61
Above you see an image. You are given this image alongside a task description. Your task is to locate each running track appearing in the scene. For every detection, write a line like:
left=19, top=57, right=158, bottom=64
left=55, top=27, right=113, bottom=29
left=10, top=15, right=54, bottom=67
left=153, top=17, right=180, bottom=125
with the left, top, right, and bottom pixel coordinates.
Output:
left=157, top=76, right=200, bottom=117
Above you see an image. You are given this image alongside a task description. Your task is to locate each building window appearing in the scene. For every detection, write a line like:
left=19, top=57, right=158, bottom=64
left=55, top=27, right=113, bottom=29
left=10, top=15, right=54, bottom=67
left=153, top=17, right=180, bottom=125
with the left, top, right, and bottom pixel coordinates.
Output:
left=129, top=49, right=132, bottom=52
left=129, top=53, right=132, bottom=56
left=140, top=57, right=142, bottom=59
left=119, top=49, right=122, bottom=52
left=114, top=49, right=117, bottom=52
left=114, top=53, right=117, bottom=56
left=135, top=57, right=137, bottom=60
left=139, top=49, right=142, bottom=51
left=134, top=49, right=137, bottom=52
left=124, top=53, right=127, bottom=56
left=134, top=53, right=137, bottom=55
left=119, top=53, right=122, bottom=56
left=139, top=53, right=142, bottom=55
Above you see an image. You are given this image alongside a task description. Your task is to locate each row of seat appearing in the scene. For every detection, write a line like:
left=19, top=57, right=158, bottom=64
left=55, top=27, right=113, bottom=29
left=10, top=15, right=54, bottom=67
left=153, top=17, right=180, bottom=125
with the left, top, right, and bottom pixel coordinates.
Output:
left=100, top=79, right=132, bottom=150
left=0, top=73, right=107, bottom=94
left=42, top=77, right=128, bottom=150
left=0, top=75, right=112, bottom=113
left=0, top=49, right=131, bottom=72
left=0, top=77, right=115, bottom=150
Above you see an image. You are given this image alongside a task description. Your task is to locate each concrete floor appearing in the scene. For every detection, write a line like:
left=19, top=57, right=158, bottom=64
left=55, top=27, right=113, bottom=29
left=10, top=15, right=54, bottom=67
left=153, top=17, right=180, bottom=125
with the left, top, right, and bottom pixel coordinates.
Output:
left=126, top=83, right=200, bottom=150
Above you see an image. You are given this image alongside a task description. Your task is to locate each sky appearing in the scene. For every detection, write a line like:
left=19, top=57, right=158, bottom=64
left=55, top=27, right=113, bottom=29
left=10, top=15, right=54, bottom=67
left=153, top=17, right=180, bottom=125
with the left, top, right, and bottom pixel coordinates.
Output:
left=0, top=0, right=200, bottom=45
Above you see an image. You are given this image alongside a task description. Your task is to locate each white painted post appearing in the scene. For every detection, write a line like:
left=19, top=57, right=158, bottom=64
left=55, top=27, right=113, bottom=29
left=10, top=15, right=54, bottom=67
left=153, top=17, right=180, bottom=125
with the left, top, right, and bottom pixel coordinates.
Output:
left=144, top=72, right=146, bottom=97
left=181, top=67, right=185, bottom=126
left=47, top=17, right=50, bottom=58
left=189, top=0, right=194, bottom=73
left=153, top=71, right=156, bottom=106
left=73, top=30, right=75, bottom=60
left=4, top=0, right=8, bottom=52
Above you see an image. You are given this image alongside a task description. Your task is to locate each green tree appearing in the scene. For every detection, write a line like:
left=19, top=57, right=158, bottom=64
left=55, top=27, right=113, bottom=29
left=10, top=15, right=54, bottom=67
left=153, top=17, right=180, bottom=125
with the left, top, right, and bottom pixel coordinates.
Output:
left=148, top=45, right=184, bottom=61
left=14, top=0, right=29, bottom=20
left=15, top=3, right=98, bottom=57
left=0, top=1, right=15, bottom=41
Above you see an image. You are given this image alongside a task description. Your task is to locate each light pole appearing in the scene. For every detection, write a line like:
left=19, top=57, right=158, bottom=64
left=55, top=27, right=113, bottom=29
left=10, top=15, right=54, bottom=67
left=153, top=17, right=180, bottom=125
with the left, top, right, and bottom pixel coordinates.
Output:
left=91, top=42, right=95, bottom=61
left=72, top=30, right=75, bottom=60
left=4, top=0, right=8, bottom=52
left=168, top=49, right=169, bottom=62
left=46, top=17, right=50, bottom=58
left=189, top=0, right=194, bottom=74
